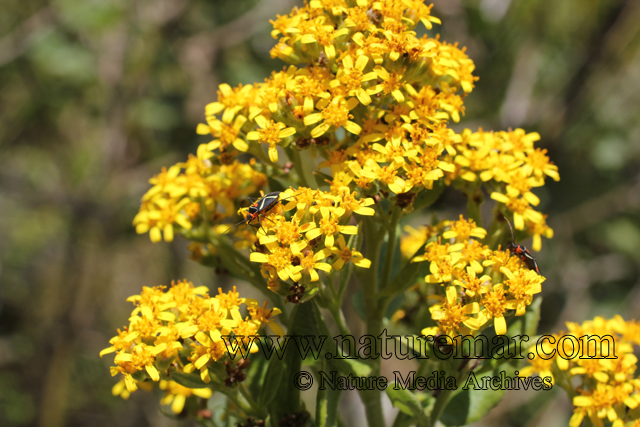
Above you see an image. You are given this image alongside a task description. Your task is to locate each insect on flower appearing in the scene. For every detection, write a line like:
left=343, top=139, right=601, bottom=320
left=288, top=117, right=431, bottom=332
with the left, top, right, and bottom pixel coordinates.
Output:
left=223, top=191, right=293, bottom=234
left=503, top=215, right=540, bottom=274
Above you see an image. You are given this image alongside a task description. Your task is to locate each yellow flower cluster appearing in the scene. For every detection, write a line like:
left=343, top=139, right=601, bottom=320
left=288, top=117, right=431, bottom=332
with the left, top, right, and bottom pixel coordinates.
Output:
left=192, top=0, right=476, bottom=198
left=446, top=128, right=559, bottom=250
left=412, top=216, right=545, bottom=337
left=521, top=316, right=640, bottom=427
left=159, top=380, right=213, bottom=414
left=246, top=188, right=373, bottom=299
left=133, top=156, right=267, bottom=242
left=100, top=280, right=282, bottom=396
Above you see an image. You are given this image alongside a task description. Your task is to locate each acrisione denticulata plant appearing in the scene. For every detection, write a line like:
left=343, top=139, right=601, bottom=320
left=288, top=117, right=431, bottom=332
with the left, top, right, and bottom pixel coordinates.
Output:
left=100, top=1, right=640, bottom=426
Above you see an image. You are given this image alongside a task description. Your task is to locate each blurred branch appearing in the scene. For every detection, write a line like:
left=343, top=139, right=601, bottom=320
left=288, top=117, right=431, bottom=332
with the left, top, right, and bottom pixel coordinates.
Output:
left=180, top=0, right=297, bottom=119
left=551, top=172, right=640, bottom=241
left=0, top=7, right=55, bottom=68
left=207, top=0, right=297, bottom=50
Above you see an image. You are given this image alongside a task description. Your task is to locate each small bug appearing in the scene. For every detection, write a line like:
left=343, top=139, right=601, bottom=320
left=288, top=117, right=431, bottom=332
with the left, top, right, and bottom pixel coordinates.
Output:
left=223, top=191, right=292, bottom=235
left=503, top=215, right=540, bottom=274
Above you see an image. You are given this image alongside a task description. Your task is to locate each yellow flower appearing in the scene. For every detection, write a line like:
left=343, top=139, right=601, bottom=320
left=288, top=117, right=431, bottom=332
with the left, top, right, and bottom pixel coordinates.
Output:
left=250, top=246, right=303, bottom=282
left=369, top=66, right=406, bottom=103
left=299, top=16, right=349, bottom=60
left=304, top=96, right=362, bottom=138
left=491, top=191, right=543, bottom=230
left=517, top=342, right=556, bottom=383
left=330, top=235, right=371, bottom=270
left=246, top=115, right=296, bottom=162
left=305, top=206, right=359, bottom=248
left=330, top=54, right=378, bottom=105
left=197, top=114, right=249, bottom=153
left=159, top=380, right=213, bottom=414
left=104, top=280, right=281, bottom=396
left=475, top=285, right=508, bottom=335
left=133, top=198, right=192, bottom=242
left=298, top=248, right=333, bottom=282
left=428, top=285, right=479, bottom=337
left=442, top=215, right=486, bottom=241
left=247, top=301, right=285, bottom=337
left=400, top=225, right=431, bottom=259
left=501, top=267, right=544, bottom=316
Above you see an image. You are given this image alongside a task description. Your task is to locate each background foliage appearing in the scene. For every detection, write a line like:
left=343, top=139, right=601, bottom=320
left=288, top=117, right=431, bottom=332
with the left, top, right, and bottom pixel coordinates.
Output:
left=1, top=0, right=639, bottom=426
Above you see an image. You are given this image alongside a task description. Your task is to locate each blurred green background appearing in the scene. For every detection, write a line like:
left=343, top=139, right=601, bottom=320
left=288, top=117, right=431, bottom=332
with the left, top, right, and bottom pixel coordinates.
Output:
left=1, top=0, right=639, bottom=426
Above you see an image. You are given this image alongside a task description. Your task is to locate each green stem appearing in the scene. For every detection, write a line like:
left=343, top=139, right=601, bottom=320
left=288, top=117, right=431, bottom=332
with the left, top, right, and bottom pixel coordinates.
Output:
left=238, top=383, right=264, bottom=418
left=356, top=217, right=385, bottom=427
left=329, top=305, right=351, bottom=337
left=289, top=149, right=314, bottom=189
left=380, top=206, right=401, bottom=290
left=337, top=261, right=353, bottom=303
left=209, top=233, right=287, bottom=323
left=391, top=413, right=410, bottom=427
left=220, top=388, right=252, bottom=418
left=429, top=388, right=454, bottom=427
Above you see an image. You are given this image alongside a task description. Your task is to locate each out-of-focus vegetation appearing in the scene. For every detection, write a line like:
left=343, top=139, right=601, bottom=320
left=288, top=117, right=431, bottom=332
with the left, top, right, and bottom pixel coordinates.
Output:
left=0, top=0, right=639, bottom=426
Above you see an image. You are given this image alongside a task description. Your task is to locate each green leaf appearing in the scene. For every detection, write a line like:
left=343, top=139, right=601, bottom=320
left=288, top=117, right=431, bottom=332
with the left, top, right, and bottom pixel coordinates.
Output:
left=316, top=365, right=342, bottom=427
left=440, top=384, right=505, bottom=426
left=379, top=259, right=430, bottom=298
left=328, top=357, right=372, bottom=378
left=392, top=335, right=434, bottom=359
left=522, top=297, right=542, bottom=337
left=169, top=371, right=209, bottom=389
left=246, top=352, right=269, bottom=402
left=386, top=385, right=429, bottom=426
left=259, top=357, right=285, bottom=408
left=412, top=180, right=445, bottom=211
left=267, top=176, right=286, bottom=192
left=269, top=302, right=328, bottom=422
left=313, top=171, right=333, bottom=188
left=351, top=290, right=365, bottom=320
left=466, top=194, right=483, bottom=226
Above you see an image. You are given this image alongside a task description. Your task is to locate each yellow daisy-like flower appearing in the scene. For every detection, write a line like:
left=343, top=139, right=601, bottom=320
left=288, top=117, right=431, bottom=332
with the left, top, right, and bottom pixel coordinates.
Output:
left=250, top=246, right=303, bottom=282
left=298, top=247, right=333, bottom=282
left=305, top=206, right=359, bottom=248
left=246, top=115, right=297, bottom=162
left=428, top=285, right=479, bottom=337
left=159, top=380, right=213, bottom=414
left=304, top=96, right=362, bottom=138
left=330, top=54, right=378, bottom=105
left=330, top=234, right=371, bottom=270
left=103, top=280, right=281, bottom=396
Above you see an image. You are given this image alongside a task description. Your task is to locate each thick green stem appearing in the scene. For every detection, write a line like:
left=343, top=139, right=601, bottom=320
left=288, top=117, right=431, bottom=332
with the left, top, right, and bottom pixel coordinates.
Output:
left=289, top=149, right=314, bottom=189
left=380, top=206, right=401, bottom=290
left=429, top=388, right=454, bottom=427
left=356, top=217, right=385, bottom=427
left=329, top=305, right=351, bottom=337
left=238, top=383, right=265, bottom=418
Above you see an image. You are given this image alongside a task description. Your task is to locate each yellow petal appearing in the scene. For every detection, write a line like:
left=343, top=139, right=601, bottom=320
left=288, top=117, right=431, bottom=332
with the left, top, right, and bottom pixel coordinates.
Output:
left=446, top=286, right=457, bottom=304
left=196, top=123, right=210, bottom=135
left=250, top=252, right=269, bottom=263
left=303, top=113, right=323, bottom=126
left=355, top=55, right=369, bottom=71
left=269, top=145, right=279, bottom=163
left=494, top=316, right=507, bottom=335
left=233, top=139, right=249, bottom=152
left=268, top=321, right=285, bottom=338
left=340, top=225, right=358, bottom=234
left=311, top=123, right=331, bottom=138
left=490, top=192, right=510, bottom=204
left=146, top=364, right=160, bottom=382
left=194, top=354, right=210, bottom=370
left=171, top=394, right=186, bottom=414
left=279, top=127, right=296, bottom=138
